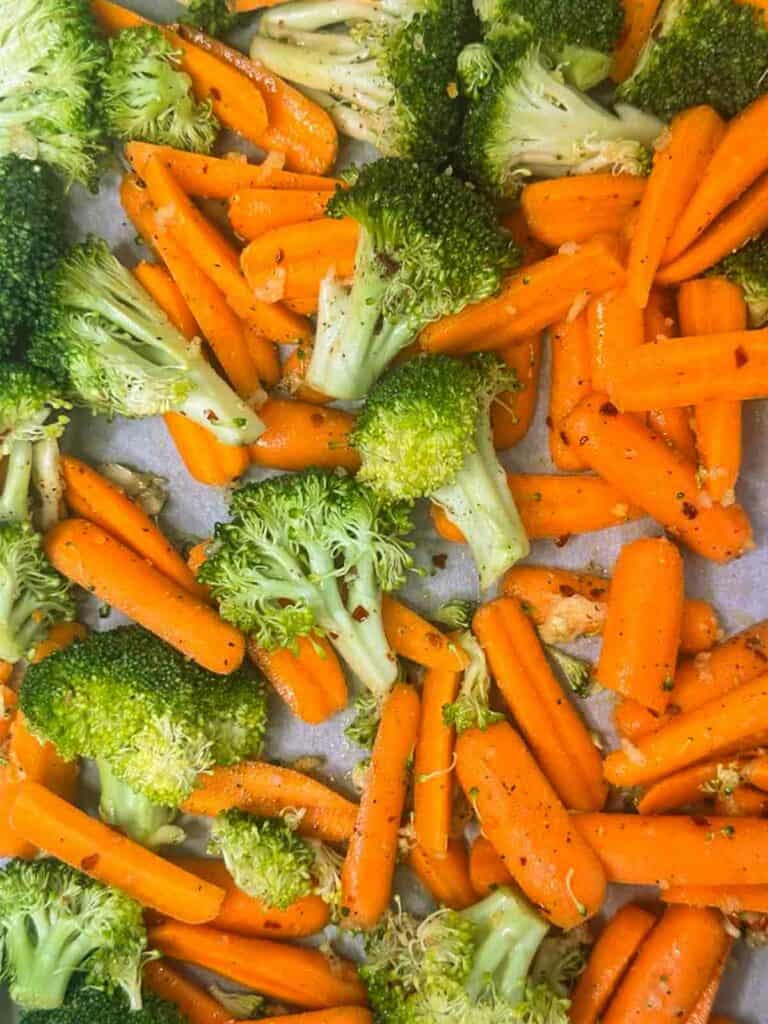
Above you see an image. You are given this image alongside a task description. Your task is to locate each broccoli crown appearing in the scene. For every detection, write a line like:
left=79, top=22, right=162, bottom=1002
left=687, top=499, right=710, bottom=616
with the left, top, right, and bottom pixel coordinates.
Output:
left=210, top=810, right=317, bottom=910
left=0, top=521, right=74, bottom=663
left=102, top=27, right=219, bottom=153
left=19, top=625, right=267, bottom=807
left=0, top=0, right=106, bottom=186
left=353, top=353, right=514, bottom=502
left=20, top=985, right=185, bottom=1024
left=345, top=692, right=383, bottom=749
left=618, top=0, right=768, bottom=120
left=0, top=156, right=67, bottom=358
left=179, top=0, right=246, bottom=36
left=442, top=631, right=503, bottom=732
left=0, top=363, right=70, bottom=452
left=0, top=859, right=148, bottom=1012
left=710, top=234, right=768, bottom=328
left=477, top=0, right=623, bottom=56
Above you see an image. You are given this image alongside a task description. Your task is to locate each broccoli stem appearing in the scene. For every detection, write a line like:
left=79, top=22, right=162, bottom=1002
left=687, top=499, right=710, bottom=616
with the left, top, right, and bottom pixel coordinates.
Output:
left=0, top=440, right=33, bottom=523
left=559, top=44, right=613, bottom=91
left=303, top=88, right=386, bottom=144
left=433, top=413, right=529, bottom=589
left=98, top=760, right=185, bottom=849
left=5, top=914, right=100, bottom=1009
left=31, top=437, right=63, bottom=531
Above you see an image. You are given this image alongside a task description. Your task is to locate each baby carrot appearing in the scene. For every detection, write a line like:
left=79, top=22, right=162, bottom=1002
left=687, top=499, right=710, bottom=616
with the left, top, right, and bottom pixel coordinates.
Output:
left=251, top=399, right=360, bottom=472
left=588, top=286, right=645, bottom=393
left=382, top=597, right=470, bottom=672
left=685, top=946, right=733, bottom=1024
left=408, top=839, right=477, bottom=911
left=491, top=336, right=541, bottom=450
left=662, top=884, right=768, bottom=915
left=341, top=684, right=420, bottom=929
left=144, top=961, right=230, bottom=1024
left=521, top=174, right=646, bottom=247
left=45, top=519, right=244, bottom=675
left=30, top=622, right=88, bottom=664
left=611, top=0, right=662, bottom=82
left=133, top=260, right=199, bottom=340
left=468, top=835, right=513, bottom=897
left=230, top=189, right=333, bottom=240
left=548, top=312, right=592, bottom=470
left=456, top=722, right=607, bottom=928
left=280, top=345, right=330, bottom=402
left=671, top=620, right=768, bottom=718
left=714, top=784, right=768, bottom=817
left=413, top=659, right=460, bottom=858
left=473, top=598, right=606, bottom=811
left=636, top=759, right=740, bottom=815
left=248, top=634, right=347, bottom=725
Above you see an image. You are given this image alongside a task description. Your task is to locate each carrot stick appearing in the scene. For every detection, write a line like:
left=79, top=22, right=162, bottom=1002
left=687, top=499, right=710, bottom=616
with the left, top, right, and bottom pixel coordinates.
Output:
left=170, top=856, right=330, bottom=937
left=548, top=312, right=592, bottom=470
left=569, top=904, right=657, bottom=1024
left=230, top=189, right=333, bottom=240
left=247, top=634, right=347, bottom=725
left=636, top=759, right=739, bottom=815
left=601, top=906, right=728, bottom=1024
left=491, top=335, right=541, bottom=449
left=628, top=106, right=725, bottom=308
left=662, top=884, right=768, bottom=915
left=165, top=413, right=251, bottom=485
left=144, top=961, right=231, bottom=1024
left=468, top=835, right=513, bottom=897
left=148, top=922, right=368, bottom=1009
left=521, top=174, right=646, bottom=247
left=713, top=784, right=768, bottom=817
left=413, top=659, right=460, bottom=858
left=174, top=25, right=338, bottom=176
left=604, top=673, right=768, bottom=787
left=341, top=684, right=420, bottom=929
left=382, top=596, right=470, bottom=672
left=248, top=1012, right=373, bottom=1024
left=125, top=142, right=341, bottom=199
left=611, top=0, right=662, bottom=82
left=678, top=278, right=747, bottom=506
left=420, top=236, right=626, bottom=354
left=408, top=839, right=477, bottom=910
left=596, top=537, right=684, bottom=713
left=30, top=621, right=88, bottom=663
left=432, top=472, right=645, bottom=545
left=250, top=399, right=359, bottom=472
left=456, top=721, right=607, bottom=928
left=664, top=94, right=768, bottom=262
left=45, top=519, right=244, bottom=675
left=684, top=945, right=733, bottom=1024
left=473, top=598, right=606, bottom=811
left=133, top=260, right=200, bottom=340
left=182, top=762, right=358, bottom=845
left=10, top=781, right=225, bottom=922
left=658, top=173, right=768, bottom=285
left=588, top=286, right=645, bottom=393
left=561, top=394, right=753, bottom=562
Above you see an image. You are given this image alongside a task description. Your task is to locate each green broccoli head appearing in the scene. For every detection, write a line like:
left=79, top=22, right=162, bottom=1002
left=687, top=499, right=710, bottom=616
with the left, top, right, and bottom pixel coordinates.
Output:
left=0, top=0, right=107, bottom=186
left=20, top=985, right=186, bottom=1024
left=201, top=469, right=413, bottom=697
left=710, top=234, right=768, bottom=328
left=618, top=0, right=768, bottom=121
left=442, top=631, right=503, bottom=732
left=0, top=156, right=67, bottom=357
left=179, top=0, right=246, bottom=36
left=0, top=859, right=149, bottom=1012
left=251, top=0, right=473, bottom=162
left=102, top=26, right=219, bottom=152
left=305, top=158, right=519, bottom=400
left=459, top=23, right=662, bottom=196
left=28, top=237, right=263, bottom=447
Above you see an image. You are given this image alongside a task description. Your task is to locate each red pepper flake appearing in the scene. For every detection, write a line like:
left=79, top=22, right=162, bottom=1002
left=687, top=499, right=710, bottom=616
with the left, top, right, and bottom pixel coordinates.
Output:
left=681, top=501, right=698, bottom=520
left=81, top=853, right=99, bottom=871
left=599, top=401, right=619, bottom=416
left=210, top=87, right=222, bottom=101
left=310, top=413, right=325, bottom=426
left=734, top=345, right=749, bottom=368
left=578, top=435, right=589, bottom=446
left=589, top=587, right=607, bottom=599
left=352, top=606, right=370, bottom=622
left=545, top=416, right=554, bottom=429
left=691, top=816, right=711, bottom=828
left=558, top=584, right=576, bottom=597
left=554, top=534, right=571, bottom=548
left=559, top=430, right=569, bottom=445
left=275, top=248, right=284, bottom=264
left=432, top=553, right=448, bottom=569
left=427, top=632, right=443, bottom=648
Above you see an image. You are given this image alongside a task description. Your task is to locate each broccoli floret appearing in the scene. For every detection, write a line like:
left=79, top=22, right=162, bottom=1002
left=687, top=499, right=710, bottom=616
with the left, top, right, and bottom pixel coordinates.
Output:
left=251, top=0, right=472, bottom=161
left=442, top=631, right=503, bottom=732
left=28, top=238, right=264, bottom=448
left=345, top=692, right=383, bottom=748
left=475, top=0, right=624, bottom=89
left=20, top=985, right=185, bottom=1024
left=459, top=23, right=662, bottom=195
left=0, top=859, right=149, bottom=1011
left=178, top=0, right=246, bottom=36
left=546, top=645, right=593, bottom=698
left=102, top=27, right=219, bottom=152
left=199, top=469, right=414, bottom=698
left=710, top=235, right=768, bottom=328
left=0, top=156, right=66, bottom=358
left=303, top=158, right=518, bottom=400
left=354, top=354, right=529, bottom=588
left=0, top=0, right=106, bottom=186
left=19, top=626, right=268, bottom=847
left=434, top=598, right=476, bottom=630
left=618, top=0, right=768, bottom=121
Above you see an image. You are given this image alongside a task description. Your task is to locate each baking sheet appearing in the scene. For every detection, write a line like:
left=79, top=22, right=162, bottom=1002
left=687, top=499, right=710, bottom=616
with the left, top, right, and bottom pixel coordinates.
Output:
left=4, top=1, right=768, bottom=1019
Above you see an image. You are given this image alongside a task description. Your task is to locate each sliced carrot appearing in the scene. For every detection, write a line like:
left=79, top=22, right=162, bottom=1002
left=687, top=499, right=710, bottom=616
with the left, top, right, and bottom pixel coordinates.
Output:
left=144, top=961, right=231, bottom=1024
left=521, top=175, right=646, bottom=247
left=408, top=839, right=477, bottom=911
left=248, top=634, right=347, bottom=725
left=230, top=189, right=333, bottom=240
left=548, top=312, right=592, bottom=470
left=491, top=335, right=541, bottom=449
left=382, top=596, right=470, bottom=672
left=611, top=0, right=662, bottom=83
left=588, top=286, right=645, bottom=392
left=468, top=835, right=513, bottom=897
left=413, top=658, right=460, bottom=858
left=250, top=399, right=359, bottom=472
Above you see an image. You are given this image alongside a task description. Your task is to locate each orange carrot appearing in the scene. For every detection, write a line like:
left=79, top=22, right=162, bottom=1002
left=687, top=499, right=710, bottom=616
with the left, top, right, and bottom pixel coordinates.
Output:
left=548, top=312, right=592, bottom=470
left=658, top=173, right=768, bottom=285
left=30, top=621, right=88, bottom=663
left=569, top=903, right=657, bottom=1024
left=413, top=658, right=460, bottom=858
left=662, top=884, right=768, bottom=915
left=742, top=752, right=768, bottom=792
left=420, top=237, right=626, bottom=354
left=596, top=537, right=684, bottom=713
left=125, top=142, right=341, bottom=199
left=684, top=945, right=733, bottom=1024
left=248, top=1012, right=373, bottom=1024
left=133, top=260, right=200, bottom=339
left=678, top=278, right=747, bottom=506
left=468, top=835, right=513, bottom=897
left=242, top=322, right=281, bottom=387
left=182, top=761, right=358, bottom=845
left=280, top=345, right=330, bottom=402
left=612, top=0, right=662, bottom=83
left=10, top=781, right=225, bottom=922
left=714, top=784, right=768, bottom=817
left=382, top=596, right=470, bottom=672
left=144, top=961, right=231, bottom=1024
left=148, top=922, right=368, bottom=1009
left=588, top=286, right=645, bottom=392
left=45, top=519, right=244, bottom=675
left=664, top=94, right=768, bottom=262
left=9, top=713, right=78, bottom=802
left=521, top=175, right=646, bottom=247
left=561, top=394, right=753, bottom=562
left=644, top=285, right=678, bottom=342
left=341, top=684, right=420, bottom=929
left=250, top=399, right=359, bottom=472
left=230, top=189, right=333, bottom=240
left=473, top=598, right=606, bottom=811
left=408, top=839, right=477, bottom=911
left=601, top=906, right=728, bottom=1024
left=500, top=207, right=551, bottom=265
left=491, top=335, right=541, bottom=449
left=170, top=856, right=330, bottom=937
left=456, top=721, right=607, bottom=928
left=636, top=759, right=740, bottom=816
left=248, top=634, right=347, bottom=725
left=628, top=106, right=725, bottom=307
